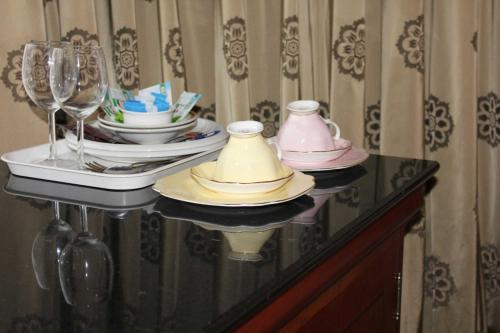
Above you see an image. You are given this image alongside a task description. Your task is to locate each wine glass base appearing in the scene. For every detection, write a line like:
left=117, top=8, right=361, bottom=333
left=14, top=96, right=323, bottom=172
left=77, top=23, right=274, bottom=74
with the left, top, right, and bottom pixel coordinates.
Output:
left=35, top=158, right=80, bottom=169
left=228, top=251, right=263, bottom=262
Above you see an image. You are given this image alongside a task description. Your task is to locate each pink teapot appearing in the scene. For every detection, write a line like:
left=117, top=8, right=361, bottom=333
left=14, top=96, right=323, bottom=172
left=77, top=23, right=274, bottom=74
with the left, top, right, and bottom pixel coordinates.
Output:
left=277, top=100, right=340, bottom=152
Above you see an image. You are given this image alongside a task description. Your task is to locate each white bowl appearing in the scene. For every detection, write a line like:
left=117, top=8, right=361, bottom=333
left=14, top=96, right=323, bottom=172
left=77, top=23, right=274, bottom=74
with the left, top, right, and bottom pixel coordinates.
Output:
left=98, top=112, right=197, bottom=130
left=98, top=121, right=196, bottom=145
left=191, top=161, right=294, bottom=194
left=280, top=138, right=352, bottom=163
left=119, top=106, right=173, bottom=126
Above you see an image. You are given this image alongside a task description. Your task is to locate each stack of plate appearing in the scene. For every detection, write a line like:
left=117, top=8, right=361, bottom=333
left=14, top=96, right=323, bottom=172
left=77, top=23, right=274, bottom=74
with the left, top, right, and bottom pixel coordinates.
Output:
left=97, top=113, right=199, bottom=145
left=152, top=161, right=315, bottom=207
left=152, top=120, right=315, bottom=207
left=65, top=118, right=229, bottom=163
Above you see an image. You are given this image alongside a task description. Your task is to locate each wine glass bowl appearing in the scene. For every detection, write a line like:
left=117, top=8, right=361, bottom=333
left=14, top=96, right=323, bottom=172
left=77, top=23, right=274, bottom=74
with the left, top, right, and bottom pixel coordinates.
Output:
left=50, top=44, right=108, bottom=168
left=31, top=201, right=76, bottom=290
left=58, top=233, right=114, bottom=307
left=58, top=205, right=114, bottom=308
left=21, top=41, right=72, bottom=165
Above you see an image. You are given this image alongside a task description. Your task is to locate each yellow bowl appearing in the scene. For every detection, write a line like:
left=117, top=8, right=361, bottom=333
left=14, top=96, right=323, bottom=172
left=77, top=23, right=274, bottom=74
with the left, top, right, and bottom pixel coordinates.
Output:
left=191, top=162, right=294, bottom=194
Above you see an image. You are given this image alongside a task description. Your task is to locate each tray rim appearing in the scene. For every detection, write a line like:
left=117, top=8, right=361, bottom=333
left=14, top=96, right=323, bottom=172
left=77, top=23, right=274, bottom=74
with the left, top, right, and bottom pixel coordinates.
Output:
left=1, top=140, right=222, bottom=190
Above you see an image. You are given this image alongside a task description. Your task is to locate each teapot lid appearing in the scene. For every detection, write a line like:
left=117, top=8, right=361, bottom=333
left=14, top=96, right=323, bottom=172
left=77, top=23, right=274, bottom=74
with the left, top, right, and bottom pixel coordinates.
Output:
left=227, top=120, right=263, bottom=137
left=287, top=100, right=320, bottom=115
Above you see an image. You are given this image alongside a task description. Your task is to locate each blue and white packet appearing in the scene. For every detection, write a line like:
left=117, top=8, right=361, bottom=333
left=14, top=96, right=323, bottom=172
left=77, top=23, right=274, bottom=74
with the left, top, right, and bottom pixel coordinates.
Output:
left=172, top=92, right=202, bottom=122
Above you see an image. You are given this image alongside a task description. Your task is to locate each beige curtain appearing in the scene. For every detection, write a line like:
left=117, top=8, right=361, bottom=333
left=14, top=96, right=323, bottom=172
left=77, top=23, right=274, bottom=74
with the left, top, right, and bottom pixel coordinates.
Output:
left=0, top=0, right=499, bottom=332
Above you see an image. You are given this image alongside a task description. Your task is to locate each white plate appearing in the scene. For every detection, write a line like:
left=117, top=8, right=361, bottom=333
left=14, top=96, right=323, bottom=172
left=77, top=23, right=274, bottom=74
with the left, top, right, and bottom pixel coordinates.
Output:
left=98, top=112, right=197, bottom=129
left=153, top=169, right=315, bottom=207
left=281, top=147, right=369, bottom=171
left=99, top=120, right=195, bottom=134
left=98, top=121, right=197, bottom=145
left=66, top=140, right=226, bottom=163
left=66, top=119, right=227, bottom=152
left=65, top=119, right=228, bottom=162
left=1, top=140, right=222, bottom=190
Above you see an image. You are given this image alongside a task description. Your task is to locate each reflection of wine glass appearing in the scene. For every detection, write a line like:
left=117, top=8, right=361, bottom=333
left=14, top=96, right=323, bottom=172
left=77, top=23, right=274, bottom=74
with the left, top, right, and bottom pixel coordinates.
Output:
left=22, top=41, right=72, bottom=166
left=50, top=45, right=108, bottom=169
left=31, top=201, right=76, bottom=290
left=58, top=205, right=114, bottom=307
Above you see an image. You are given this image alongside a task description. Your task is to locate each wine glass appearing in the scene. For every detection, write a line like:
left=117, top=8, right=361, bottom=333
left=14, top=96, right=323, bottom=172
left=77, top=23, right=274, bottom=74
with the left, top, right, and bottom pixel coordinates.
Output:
left=31, top=201, right=76, bottom=290
left=49, top=45, right=108, bottom=169
left=22, top=41, right=72, bottom=166
left=58, top=205, right=114, bottom=307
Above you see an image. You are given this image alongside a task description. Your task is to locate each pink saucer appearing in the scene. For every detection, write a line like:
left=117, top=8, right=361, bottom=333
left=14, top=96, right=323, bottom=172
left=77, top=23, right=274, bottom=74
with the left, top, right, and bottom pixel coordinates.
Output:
left=281, top=147, right=369, bottom=171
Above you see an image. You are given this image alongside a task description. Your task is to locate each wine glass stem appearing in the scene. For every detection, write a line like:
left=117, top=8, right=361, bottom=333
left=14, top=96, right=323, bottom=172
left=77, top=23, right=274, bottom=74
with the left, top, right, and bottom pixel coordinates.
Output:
left=48, top=110, right=57, bottom=160
left=80, top=205, right=88, bottom=233
left=77, top=119, right=85, bottom=169
left=52, top=201, right=60, bottom=220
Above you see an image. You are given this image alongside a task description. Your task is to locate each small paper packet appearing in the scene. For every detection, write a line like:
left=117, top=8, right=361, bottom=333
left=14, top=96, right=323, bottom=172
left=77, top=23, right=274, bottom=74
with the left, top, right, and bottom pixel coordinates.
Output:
left=172, top=91, right=203, bottom=122
left=102, top=82, right=173, bottom=122
left=137, top=82, right=172, bottom=105
left=102, top=87, right=129, bottom=122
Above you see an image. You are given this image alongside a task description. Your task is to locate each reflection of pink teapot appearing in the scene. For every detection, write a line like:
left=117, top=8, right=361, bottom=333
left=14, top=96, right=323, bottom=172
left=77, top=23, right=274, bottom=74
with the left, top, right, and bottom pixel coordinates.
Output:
left=291, top=184, right=352, bottom=224
left=277, top=100, right=341, bottom=152
left=291, top=192, right=330, bottom=224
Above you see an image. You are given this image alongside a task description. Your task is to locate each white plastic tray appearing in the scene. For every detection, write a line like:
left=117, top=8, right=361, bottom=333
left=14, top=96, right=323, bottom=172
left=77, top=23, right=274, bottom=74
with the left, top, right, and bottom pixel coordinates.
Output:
left=1, top=140, right=221, bottom=190
left=4, top=174, right=160, bottom=211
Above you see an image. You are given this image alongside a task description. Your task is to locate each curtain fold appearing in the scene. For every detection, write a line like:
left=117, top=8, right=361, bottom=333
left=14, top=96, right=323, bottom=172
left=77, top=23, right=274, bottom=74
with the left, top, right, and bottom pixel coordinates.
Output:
left=329, top=0, right=365, bottom=147
left=422, top=1, right=478, bottom=331
left=0, top=0, right=499, bottom=331
left=477, top=1, right=500, bottom=330
left=0, top=0, right=48, bottom=153
left=280, top=0, right=300, bottom=123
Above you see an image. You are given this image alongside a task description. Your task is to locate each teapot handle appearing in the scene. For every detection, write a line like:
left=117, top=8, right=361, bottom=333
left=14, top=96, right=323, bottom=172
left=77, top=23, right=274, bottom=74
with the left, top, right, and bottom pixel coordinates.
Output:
left=321, top=118, right=341, bottom=139
left=268, top=141, right=282, bottom=160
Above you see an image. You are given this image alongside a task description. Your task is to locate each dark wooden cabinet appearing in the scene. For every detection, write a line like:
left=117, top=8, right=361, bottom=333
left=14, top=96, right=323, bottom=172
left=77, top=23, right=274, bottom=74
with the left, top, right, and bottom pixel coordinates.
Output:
left=283, top=228, right=403, bottom=333
left=236, top=188, right=423, bottom=333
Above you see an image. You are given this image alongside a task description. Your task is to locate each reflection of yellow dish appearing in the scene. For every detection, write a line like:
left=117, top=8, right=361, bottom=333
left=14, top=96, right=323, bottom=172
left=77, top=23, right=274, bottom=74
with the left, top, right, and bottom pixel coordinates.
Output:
left=191, top=162, right=294, bottom=194
left=153, top=169, right=314, bottom=207
left=224, top=229, right=275, bottom=262
left=192, top=220, right=284, bottom=262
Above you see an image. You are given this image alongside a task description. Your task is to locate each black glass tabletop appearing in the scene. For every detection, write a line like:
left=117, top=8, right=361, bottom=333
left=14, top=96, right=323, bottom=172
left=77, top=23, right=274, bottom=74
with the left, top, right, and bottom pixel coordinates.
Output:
left=0, top=154, right=438, bottom=332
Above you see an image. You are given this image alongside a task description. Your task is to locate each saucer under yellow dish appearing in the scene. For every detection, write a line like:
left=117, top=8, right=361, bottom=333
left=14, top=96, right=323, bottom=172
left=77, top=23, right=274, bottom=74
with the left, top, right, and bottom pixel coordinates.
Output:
left=153, top=168, right=314, bottom=207
left=191, top=162, right=294, bottom=194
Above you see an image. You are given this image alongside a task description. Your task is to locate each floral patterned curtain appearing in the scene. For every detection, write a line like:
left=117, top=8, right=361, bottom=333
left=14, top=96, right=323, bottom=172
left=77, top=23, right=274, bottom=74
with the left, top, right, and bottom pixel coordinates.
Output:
left=0, top=0, right=499, bottom=332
